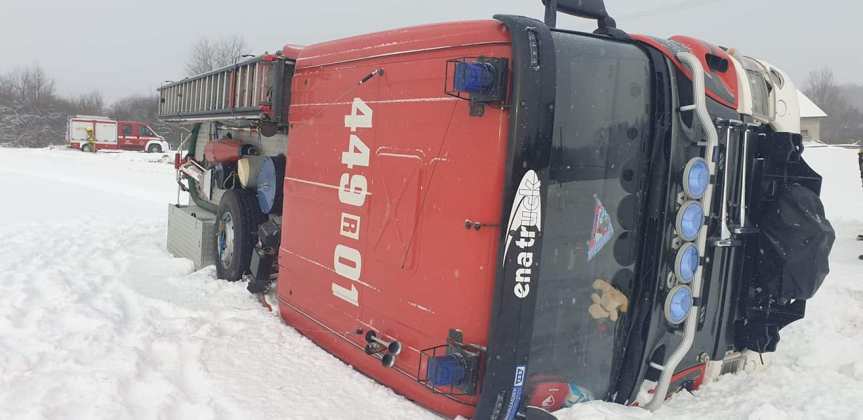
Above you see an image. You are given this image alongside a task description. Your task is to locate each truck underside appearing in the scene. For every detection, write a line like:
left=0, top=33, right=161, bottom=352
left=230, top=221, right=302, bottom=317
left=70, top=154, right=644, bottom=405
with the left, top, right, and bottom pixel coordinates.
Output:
left=160, top=3, right=835, bottom=419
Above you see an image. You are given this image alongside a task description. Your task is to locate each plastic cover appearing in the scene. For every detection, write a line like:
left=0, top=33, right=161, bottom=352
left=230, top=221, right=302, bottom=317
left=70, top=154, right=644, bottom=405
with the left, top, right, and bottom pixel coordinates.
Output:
left=758, top=183, right=835, bottom=300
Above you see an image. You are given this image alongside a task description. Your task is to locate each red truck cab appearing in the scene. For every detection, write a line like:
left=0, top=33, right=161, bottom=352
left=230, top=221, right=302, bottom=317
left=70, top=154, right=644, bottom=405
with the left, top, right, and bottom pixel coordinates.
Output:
left=117, top=121, right=166, bottom=152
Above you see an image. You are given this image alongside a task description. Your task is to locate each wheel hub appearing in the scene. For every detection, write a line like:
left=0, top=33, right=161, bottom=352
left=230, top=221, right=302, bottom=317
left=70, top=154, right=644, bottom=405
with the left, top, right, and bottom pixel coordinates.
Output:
left=218, top=212, right=235, bottom=268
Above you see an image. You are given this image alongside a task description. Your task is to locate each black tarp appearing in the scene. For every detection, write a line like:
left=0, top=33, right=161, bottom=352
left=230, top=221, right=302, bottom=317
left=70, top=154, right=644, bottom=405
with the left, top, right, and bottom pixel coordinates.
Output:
left=758, top=183, right=835, bottom=301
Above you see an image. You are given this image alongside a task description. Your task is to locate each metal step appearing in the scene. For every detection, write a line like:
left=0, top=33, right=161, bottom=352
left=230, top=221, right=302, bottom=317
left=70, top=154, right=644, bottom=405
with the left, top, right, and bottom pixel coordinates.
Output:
left=158, top=54, right=294, bottom=123
left=167, top=204, right=217, bottom=270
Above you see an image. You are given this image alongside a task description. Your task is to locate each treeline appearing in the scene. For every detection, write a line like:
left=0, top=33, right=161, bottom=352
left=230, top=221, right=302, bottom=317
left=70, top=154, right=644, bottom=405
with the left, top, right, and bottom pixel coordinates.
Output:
left=0, top=35, right=252, bottom=149
left=0, top=65, right=180, bottom=148
left=5, top=59, right=858, bottom=148
left=803, top=68, right=863, bottom=143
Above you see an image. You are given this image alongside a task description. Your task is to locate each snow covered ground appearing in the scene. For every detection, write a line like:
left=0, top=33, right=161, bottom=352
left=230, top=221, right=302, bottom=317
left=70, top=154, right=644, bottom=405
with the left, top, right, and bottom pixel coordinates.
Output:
left=0, top=146, right=860, bottom=420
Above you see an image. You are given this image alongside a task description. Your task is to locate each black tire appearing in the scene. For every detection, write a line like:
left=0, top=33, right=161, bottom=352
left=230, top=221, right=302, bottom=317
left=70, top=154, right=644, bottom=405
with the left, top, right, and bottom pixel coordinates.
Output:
left=216, top=189, right=264, bottom=281
left=82, top=144, right=93, bottom=152
left=147, top=143, right=162, bottom=153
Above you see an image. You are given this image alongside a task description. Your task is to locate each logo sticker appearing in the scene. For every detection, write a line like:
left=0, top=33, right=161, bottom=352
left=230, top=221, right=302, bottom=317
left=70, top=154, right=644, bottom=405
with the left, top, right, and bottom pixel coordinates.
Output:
left=504, top=170, right=542, bottom=260
left=504, top=171, right=542, bottom=299
left=587, top=195, right=614, bottom=261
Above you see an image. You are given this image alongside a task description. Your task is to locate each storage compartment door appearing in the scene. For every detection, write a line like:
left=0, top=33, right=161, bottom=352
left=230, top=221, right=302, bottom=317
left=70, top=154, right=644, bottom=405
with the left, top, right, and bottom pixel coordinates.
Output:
left=96, top=122, right=117, bottom=144
left=69, top=121, right=90, bottom=142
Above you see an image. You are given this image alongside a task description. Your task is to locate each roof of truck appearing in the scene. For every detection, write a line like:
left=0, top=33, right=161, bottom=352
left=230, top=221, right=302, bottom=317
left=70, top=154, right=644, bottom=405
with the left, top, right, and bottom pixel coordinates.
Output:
left=295, top=19, right=509, bottom=69
left=73, top=115, right=112, bottom=121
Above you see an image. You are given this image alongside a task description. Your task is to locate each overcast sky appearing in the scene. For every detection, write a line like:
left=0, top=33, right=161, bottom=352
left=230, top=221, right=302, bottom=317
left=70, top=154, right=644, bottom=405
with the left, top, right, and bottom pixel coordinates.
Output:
left=1, top=0, right=859, bottom=102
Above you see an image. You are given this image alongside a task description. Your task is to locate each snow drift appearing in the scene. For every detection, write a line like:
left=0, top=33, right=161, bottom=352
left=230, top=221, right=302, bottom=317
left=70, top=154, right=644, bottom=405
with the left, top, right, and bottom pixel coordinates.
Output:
left=0, top=146, right=860, bottom=419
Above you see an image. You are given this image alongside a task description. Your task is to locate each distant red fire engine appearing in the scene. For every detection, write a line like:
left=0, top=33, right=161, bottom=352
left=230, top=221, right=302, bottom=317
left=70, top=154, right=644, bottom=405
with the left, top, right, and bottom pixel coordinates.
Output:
left=66, top=115, right=170, bottom=153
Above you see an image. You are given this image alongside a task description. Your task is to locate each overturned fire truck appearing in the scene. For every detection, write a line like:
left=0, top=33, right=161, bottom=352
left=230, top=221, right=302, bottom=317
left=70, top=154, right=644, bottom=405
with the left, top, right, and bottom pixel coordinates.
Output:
left=160, top=1, right=835, bottom=418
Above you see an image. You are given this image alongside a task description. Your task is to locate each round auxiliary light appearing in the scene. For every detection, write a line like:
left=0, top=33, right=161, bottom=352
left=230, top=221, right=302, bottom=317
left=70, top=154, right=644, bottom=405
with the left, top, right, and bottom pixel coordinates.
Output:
left=674, top=243, right=699, bottom=284
left=664, top=285, right=693, bottom=325
left=675, top=201, right=704, bottom=242
left=682, top=157, right=710, bottom=199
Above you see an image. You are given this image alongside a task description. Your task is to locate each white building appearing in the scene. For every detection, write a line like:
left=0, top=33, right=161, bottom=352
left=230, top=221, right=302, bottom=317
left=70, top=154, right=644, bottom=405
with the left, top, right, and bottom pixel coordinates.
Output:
left=797, top=90, right=828, bottom=142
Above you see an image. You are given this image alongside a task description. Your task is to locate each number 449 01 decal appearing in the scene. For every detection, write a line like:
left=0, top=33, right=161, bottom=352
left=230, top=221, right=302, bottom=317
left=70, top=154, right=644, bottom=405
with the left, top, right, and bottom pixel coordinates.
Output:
left=332, top=98, right=373, bottom=306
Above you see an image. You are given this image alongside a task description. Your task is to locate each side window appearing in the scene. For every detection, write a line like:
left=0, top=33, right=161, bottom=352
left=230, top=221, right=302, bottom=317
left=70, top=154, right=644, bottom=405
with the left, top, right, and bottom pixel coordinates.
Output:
left=769, top=69, right=784, bottom=89
left=122, top=125, right=133, bottom=137
left=140, top=126, right=154, bottom=137
left=746, top=70, right=770, bottom=120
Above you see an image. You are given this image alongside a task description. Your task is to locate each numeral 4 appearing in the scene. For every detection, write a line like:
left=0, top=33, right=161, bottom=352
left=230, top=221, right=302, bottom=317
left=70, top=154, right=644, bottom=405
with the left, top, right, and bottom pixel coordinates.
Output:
left=341, top=135, right=370, bottom=169
left=345, top=97, right=373, bottom=132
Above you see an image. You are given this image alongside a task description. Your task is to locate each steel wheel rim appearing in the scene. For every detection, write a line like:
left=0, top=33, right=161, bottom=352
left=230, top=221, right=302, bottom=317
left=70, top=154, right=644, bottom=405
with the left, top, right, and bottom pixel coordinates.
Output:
left=218, top=212, right=235, bottom=268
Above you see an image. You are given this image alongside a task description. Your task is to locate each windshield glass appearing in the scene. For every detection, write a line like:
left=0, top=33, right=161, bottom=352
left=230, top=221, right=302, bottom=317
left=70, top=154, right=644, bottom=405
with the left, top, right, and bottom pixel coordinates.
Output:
left=525, top=32, right=652, bottom=410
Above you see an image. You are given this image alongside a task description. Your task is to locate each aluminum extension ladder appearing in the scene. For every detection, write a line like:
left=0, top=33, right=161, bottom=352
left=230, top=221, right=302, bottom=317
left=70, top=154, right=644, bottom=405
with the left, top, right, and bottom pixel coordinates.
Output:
left=158, top=54, right=293, bottom=124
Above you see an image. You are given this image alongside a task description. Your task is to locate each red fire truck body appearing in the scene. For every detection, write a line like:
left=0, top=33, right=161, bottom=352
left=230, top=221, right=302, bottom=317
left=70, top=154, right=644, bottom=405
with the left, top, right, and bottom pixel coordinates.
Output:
left=278, top=21, right=511, bottom=416
left=160, top=2, right=835, bottom=419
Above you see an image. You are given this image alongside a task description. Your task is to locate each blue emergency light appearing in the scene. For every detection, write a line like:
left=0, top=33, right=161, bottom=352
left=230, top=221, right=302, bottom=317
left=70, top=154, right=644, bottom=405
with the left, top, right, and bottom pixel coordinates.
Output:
left=453, top=62, right=497, bottom=94
left=427, top=354, right=466, bottom=388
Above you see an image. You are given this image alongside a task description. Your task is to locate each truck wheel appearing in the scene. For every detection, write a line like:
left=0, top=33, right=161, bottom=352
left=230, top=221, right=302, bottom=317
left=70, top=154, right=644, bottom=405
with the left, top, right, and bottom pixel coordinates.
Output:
left=216, top=189, right=264, bottom=281
left=82, top=144, right=92, bottom=152
left=147, top=143, right=163, bottom=153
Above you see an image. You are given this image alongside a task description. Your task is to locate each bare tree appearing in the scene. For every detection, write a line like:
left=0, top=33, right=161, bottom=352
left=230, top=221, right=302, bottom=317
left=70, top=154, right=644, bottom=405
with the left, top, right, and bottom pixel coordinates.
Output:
left=804, top=68, right=854, bottom=142
left=841, top=83, right=863, bottom=112
left=805, top=69, right=847, bottom=113
left=73, top=91, right=105, bottom=116
left=0, top=74, right=15, bottom=101
left=2, top=65, right=57, bottom=111
left=185, top=35, right=249, bottom=76
left=0, top=66, right=112, bottom=147
left=110, top=94, right=158, bottom=121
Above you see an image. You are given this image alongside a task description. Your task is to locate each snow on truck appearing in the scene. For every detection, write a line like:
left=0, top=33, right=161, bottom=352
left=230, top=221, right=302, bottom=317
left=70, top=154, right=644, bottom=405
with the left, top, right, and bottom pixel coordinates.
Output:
left=66, top=115, right=170, bottom=152
left=160, top=1, right=835, bottom=419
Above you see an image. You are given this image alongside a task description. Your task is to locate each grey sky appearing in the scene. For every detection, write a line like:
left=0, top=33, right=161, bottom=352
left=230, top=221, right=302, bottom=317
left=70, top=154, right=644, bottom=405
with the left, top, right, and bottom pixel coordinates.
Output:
left=1, top=0, right=859, bottom=102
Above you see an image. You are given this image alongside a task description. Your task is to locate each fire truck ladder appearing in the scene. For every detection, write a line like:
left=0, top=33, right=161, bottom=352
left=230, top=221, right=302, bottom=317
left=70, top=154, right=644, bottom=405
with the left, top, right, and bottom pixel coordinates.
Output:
left=158, top=54, right=294, bottom=129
